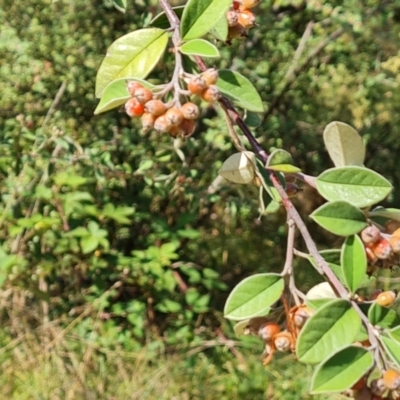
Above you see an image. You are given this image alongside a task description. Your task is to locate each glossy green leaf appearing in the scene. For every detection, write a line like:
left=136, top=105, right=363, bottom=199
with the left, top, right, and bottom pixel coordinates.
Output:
left=368, top=207, right=400, bottom=222
left=180, top=39, right=220, bottom=58
left=216, top=70, right=264, bottom=112
left=181, top=0, right=232, bottom=40
left=296, top=299, right=361, bottom=364
left=94, top=78, right=154, bottom=115
left=112, top=0, right=127, bottom=13
left=81, top=236, right=99, bottom=254
left=149, top=6, right=185, bottom=29
left=368, top=303, right=400, bottom=329
left=95, top=28, right=168, bottom=98
left=381, top=336, right=400, bottom=368
left=323, top=121, right=366, bottom=167
left=310, top=201, right=368, bottom=236
left=341, top=235, right=367, bottom=293
left=316, top=166, right=393, bottom=208
left=305, top=282, right=337, bottom=302
left=209, top=15, right=229, bottom=41
left=224, top=273, right=284, bottom=320
left=310, top=346, right=373, bottom=394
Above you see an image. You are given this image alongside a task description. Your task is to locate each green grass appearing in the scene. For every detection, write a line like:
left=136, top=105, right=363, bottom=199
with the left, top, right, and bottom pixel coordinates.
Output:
left=0, top=322, right=349, bottom=400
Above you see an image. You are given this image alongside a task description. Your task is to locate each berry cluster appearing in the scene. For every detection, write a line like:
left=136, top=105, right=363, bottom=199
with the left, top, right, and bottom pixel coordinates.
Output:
left=244, top=303, right=313, bottom=365
left=124, top=69, right=220, bottom=138
left=360, top=224, right=400, bottom=271
left=226, top=0, right=259, bottom=43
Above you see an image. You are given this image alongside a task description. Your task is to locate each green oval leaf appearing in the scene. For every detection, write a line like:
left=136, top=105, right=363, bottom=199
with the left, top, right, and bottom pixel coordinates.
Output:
left=224, top=273, right=284, bottom=320
left=181, top=0, right=232, bottom=40
left=112, top=0, right=127, bottom=13
left=323, top=121, right=366, bottom=167
left=310, top=346, right=373, bottom=394
left=254, top=159, right=286, bottom=203
left=94, top=78, right=154, bottom=115
left=216, top=70, right=264, bottom=112
left=368, top=303, right=400, bottom=329
left=316, top=166, right=393, bottom=208
left=369, top=207, right=400, bottom=222
left=95, top=28, right=168, bottom=98
left=149, top=6, right=185, bottom=29
left=341, top=235, right=367, bottom=293
left=296, top=299, right=361, bottom=364
left=381, top=336, right=400, bottom=368
left=180, top=39, right=220, bottom=58
left=218, top=151, right=256, bottom=184
left=209, top=15, right=229, bottom=41
left=266, top=149, right=301, bottom=173
left=310, top=201, right=368, bottom=236
left=244, top=111, right=261, bottom=127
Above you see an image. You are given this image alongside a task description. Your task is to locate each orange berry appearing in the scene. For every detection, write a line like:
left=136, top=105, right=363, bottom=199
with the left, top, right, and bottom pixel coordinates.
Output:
left=153, top=115, right=172, bottom=133
left=258, top=322, right=280, bottom=342
left=376, top=291, right=396, bottom=307
left=201, top=85, right=220, bottom=102
left=390, top=235, right=400, bottom=253
left=361, top=225, right=381, bottom=245
left=165, top=107, right=184, bottom=126
left=226, top=10, right=239, bottom=27
left=383, top=369, right=400, bottom=390
left=134, top=87, right=153, bottom=104
left=179, top=118, right=196, bottom=137
left=141, top=112, right=156, bottom=133
left=393, top=227, right=400, bottom=238
left=227, top=24, right=248, bottom=41
left=371, top=238, right=393, bottom=260
left=187, top=76, right=208, bottom=95
left=241, top=0, right=260, bottom=8
left=180, top=102, right=200, bottom=120
left=127, top=81, right=143, bottom=96
left=366, top=245, right=378, bottom=263
left=144, top=99, right=167, bottom=116
left=369, top=290, right=383, bottom=301
left=238, top=9, right=256, bottom=28
left=273, top=331, right=294, bottom=352
left=125, top=97, right=144, bottom=117
left=201, top=68, right=219, bottom=86
left=293, top=305, right=312, bottom=328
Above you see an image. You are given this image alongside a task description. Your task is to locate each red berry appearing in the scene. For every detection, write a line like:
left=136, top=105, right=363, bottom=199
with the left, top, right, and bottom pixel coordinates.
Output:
left=238, top=9, right=256, bottom=28
left=180, top=102, right=200, bottom=120
left=127, top=81, right=143, bottom=96
left=179, top=119, right=196, bottom=137
left=134, top=87, right=153, bottom=104
left=154, top=115, right=172, bottom=133
left=125, top=97, right=144, bottom=117
left=371, top=238, right=393, bottom=260
left=188, top=76, right=208, bottom=95
left=165, top=107, right=184, bottom=126
left=232, top=1, right=241, bottom=10
left=201, top=85, right=220, bottom=102
left=201, top=68, right=219, bottom=85
left=144, top=99, right=167, bottom=116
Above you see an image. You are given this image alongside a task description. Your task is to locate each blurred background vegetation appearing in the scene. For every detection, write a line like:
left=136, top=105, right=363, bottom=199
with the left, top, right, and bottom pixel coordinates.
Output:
left=1, top=0, right=400, bottom=398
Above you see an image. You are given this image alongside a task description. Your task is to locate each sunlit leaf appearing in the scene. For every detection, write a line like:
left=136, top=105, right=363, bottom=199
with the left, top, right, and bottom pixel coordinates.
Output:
left=310, top=201, right=368, bottom=236
left=323, top=121, right=365, bottom=167
left=316, top=166, right=392, bottom=208
left=149, top=6, right=185, bottom=29
left=218, top=151, right=256, bottom=184
left=180, top=39, right=220, bottom=58
left=296, top=299, right=361, bottom=364
left=95, top=28, right=168, bottom=98
left=181, top=0, right=232, bottom=40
